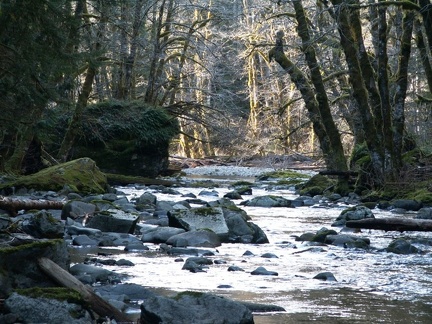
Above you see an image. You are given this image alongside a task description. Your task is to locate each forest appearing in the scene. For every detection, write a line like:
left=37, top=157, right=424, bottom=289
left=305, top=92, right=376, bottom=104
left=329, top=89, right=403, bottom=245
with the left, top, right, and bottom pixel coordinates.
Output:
left=1, top=0, right=432, bottom=191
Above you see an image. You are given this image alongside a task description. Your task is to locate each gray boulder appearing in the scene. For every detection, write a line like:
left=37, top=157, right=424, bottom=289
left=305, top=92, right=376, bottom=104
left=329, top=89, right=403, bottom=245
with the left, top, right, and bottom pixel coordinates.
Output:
left=313, top=271, right=337, bottom=281
left=391, top=199, right=423, bottom=211
left=4, top=292, right=92, bottom=324
left=69, top=263, right=119, bottom=284
left=325, top=234, right=370, bottom=249
left=168, top=207, right=229, bottom=241
left=86, top=209, right=140, bottom=233
left=386, top=238, right=420, bottom=254
left=416, top=207, right=432, bottom=219
left=140, top=291, right=254, bottom=324
left=61, top=200, right=96, bottom=221
left=240, top=195, right=292, bottom=207
left=20, top=211, right=64, bottom=239
left=141, top=226, right=186, bottom=243
left=166, top=229, right=221, bottom=248
left=332, top=205, right=375, bottom=226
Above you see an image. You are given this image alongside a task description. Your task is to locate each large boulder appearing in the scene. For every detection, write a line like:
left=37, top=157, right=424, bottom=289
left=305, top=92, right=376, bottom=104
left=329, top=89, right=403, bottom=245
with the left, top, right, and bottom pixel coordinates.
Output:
left=240, top=195, right=292, bottom=207
left=69, top=100, right=180, bottom=177
left=0, top=239, right=69, bottom=298
left=86, top=209, right=140, bottom=233
left=0, top=158, right=107, bottom=194
left=140, top=291, right=254, bottom=324
left=166, top=229, right=221, bottom=248
left=4, top=290, right=92, bottom=324
left=168, top=207, right=229, bottom=241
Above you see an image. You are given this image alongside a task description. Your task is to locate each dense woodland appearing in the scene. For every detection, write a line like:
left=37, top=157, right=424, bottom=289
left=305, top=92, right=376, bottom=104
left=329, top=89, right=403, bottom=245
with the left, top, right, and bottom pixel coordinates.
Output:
left=1, top=0, right=432, bottom=190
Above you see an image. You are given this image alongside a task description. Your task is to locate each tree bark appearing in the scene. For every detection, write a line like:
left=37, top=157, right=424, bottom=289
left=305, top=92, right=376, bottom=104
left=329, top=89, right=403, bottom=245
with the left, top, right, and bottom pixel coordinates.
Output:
left=37, top=257, right=131, bottom=323
left=346, top=218, right=432, bottom=232
left=0, top=196, right=65, bottom=216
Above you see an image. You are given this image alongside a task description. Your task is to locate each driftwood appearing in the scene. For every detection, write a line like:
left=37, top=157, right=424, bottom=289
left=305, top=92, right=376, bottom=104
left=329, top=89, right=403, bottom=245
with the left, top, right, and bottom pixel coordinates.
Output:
left=0, top=196, right=65, bottom=216
left=37, top=257, right=131, bottom=323
left=346, top=218, right=432, bottom=232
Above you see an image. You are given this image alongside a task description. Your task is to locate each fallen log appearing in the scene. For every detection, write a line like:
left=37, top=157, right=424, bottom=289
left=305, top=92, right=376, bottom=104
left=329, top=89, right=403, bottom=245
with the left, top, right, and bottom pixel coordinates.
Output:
left=0, top=196, right=65, bottom=216
left=37, top=257, right=131, bottom=323
left=346, top=218, right=432, bottom=232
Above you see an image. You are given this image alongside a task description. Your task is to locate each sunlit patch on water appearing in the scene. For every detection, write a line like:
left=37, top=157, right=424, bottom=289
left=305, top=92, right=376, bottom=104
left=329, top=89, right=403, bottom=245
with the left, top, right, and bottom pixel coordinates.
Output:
left=71, top=176, right=432, bottom=322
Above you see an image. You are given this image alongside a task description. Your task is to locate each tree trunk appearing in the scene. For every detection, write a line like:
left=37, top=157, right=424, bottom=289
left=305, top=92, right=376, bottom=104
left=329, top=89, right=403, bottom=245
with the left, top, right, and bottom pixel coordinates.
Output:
left=37, top=257, right=130, bottom=322
left=346, top=218, right=432, bottom=232
left=0, top=196, right=65, bottom=216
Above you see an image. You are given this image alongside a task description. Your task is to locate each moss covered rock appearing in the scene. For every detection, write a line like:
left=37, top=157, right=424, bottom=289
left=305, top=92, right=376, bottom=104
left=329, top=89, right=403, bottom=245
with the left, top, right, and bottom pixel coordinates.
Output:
left=0, top=158, right=107, bottom=194
left=299, top=174, right=335, bottom=196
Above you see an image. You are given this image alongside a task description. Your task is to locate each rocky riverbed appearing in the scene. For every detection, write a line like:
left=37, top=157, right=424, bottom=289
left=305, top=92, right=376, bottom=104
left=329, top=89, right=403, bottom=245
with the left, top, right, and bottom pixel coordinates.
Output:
left=1, top=163, right=432, bottom=323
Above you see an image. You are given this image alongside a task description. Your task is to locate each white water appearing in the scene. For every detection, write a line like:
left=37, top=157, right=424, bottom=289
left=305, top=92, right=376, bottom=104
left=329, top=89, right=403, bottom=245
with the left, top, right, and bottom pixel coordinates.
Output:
left=73, top=172, right=432, bottom=323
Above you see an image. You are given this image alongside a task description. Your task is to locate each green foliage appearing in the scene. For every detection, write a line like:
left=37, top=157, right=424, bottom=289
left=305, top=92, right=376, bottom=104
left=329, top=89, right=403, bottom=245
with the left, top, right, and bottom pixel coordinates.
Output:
left=78, top=100, right=179, bottom=147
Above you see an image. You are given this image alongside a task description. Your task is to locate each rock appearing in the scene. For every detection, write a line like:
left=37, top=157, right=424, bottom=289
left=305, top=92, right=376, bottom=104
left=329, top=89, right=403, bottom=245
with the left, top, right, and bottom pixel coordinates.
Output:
left=141, top=226, right=186, bottom=243
left=228, top=266, right=245, bottom=272
left=240, top=195, right=292, bottom=207
left=311, top=227, right=338, bottom=243
left=261, top=252, right=278, bottom=258
left=325, top=234, right=370, bottom=249
left=185, top=257, right=213, bottom=265
left=72, top=235, right=99, bottom=246
left=124, top=243, right=149, bottom=251
left=182, top=259, right=207, bottom=273
left=332, top=205, right=375, bottom=226
left=20, top=211, right=64, bottom=239
left=416, top=207, right=432, bottom=219
left=140, top=291, right=254, bottom=324
left=391, top=199, right=423, bottom=211
left=99, top=232, right=142, bottom=246
left=0, top=158, right=107, bottom=194
left=241, top=301, right=286, bottom=313
left=386, top=238, right=420, bottom=254
left=0, top=239, right=69, bottom=298
left=61, top=200, right=96, bottom=221
left=116, top=259, right=135, bottom=266
left=223, top=191, right=242, bottom=199
left=69, top=263, right=119, bottom=284
left=4, top=291, right=92, bottom=324
left=168, top=207, right=229, bottom=241
left=166, top=229, right=221, bottom=248
left=313, top=271, right=337, bottom=281
left=198, top=190, right=219, bottom=197
left=136, top=192, right=157, bottom=208
left=251, top=266, right=278, bottom=276
left=86, top=209, right=140, bottom=233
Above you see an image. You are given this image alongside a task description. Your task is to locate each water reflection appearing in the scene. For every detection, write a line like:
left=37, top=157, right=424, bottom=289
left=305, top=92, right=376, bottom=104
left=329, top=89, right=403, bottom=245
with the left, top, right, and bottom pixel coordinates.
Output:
left=71, top=177, right=432, bottom=322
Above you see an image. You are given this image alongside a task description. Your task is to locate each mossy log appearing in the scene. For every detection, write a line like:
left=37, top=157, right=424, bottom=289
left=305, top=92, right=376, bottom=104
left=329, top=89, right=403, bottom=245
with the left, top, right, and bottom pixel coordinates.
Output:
left=37, top=257, right=131, bottom=322
left=0, top=196, right=65, bottom=216
left=346, top=218, right=432, bottom=232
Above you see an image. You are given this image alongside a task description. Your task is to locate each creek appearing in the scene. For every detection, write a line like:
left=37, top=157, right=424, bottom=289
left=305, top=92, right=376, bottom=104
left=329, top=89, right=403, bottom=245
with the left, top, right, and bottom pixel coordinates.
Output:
left=73, top=170, right=432, bottom=323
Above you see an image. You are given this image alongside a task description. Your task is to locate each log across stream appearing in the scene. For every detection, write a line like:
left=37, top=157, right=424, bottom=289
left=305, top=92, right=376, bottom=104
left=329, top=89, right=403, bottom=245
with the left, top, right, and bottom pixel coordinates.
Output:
left=346, top=218, right=432, bottom=232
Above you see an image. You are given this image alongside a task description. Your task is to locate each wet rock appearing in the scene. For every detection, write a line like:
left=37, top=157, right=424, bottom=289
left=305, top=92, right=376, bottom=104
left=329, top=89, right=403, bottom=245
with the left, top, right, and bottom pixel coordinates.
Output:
left=332, top=205, right=375, bottom=226
left=391, top=199, right=423, bottom=211
left=295, top=232, right=315, bottom=242
left=166, top=229, right=221, bottom=248
left=94, top=283, right=156, bottom=301
left=140, top=291, right=254, bottom=324
left=251, top=266, right=278, bottom=276
left=99, top=232, right=142, bottom=246
left=86, top=209, right=140, bottom=233
left=325, top=234, right=370, bottom=249
left=198, top=189, right=219, bottom=197
left=228, top=265, right=245, bottom=272
left=313, top=271, right=337, bottom=281
left=69, top=263, right=119, bottom=284
left=136, top=192, right=157, bottom=209
left=240, top=195, right=292, bottom=207
left=166, top=247, right=215, bottom=256
left=65, top=224, right=102, bottom=237
left=185, top=257, right=213, bottom=265
left=243, top=250, right=255, bottom=256
left=141, top=226, right=186, bottom=243
left=415, top=207, right=432, bottom=219
left=386, top=238, right=419, bottom=254
left=182, top=259, right=207, bottom=273
left=124, top=242, right=149, bottom=251
left=311, top=227, right=338, bottom=243
left=168, top=207, right=229, bottom=241
left=217, top=284, right=233, bottom=288
left=261, top=252, right=278, bottom=258
left=4, top=292, right=92, bottom=324
left=223, top=191, right=242, bottom=199
left=241, top=301, right=286, bottom=313
left=72, top=235, right=98, bottom=246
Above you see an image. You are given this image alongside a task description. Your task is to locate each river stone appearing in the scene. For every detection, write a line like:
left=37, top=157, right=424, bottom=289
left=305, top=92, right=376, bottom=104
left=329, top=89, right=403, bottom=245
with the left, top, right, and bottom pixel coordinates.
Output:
left=223, top=191, right=242, bottom=199
left=241, top=301, right=286, bottom=313
left=313, top=271, right=337, bottom=281
left=141, top=226, right=186, bottom=243
left=166, top=247, right=215, bottom=256
left=391, top=199, right=423, bottom=211
left=311, top=227, right=338, bottom=243
left=182, top=259, right=207, bottom=272
left=166, top=229, right=221, bottom=248
left=86, top=209, right=140, bottom=233
left=251, top=266, right=278, bottom=276
left=69, top=263, right=118, bottom=284
left=168, top=207, right=229, bottom=241
left=332, top=205, right=375, bottom=226
left=228, top=265, right=245, bottom=272
left=4, top=292, right=92, bottom=324
left=416, top=207, right=432, bottom=219
left=61, top=200, right=96, bottom=221
left=66, top=224, right=102, bottom=237
left=20, top=211, right=64, bottom=239
left=72, top=234, right=98, bottom=246
left=240, top=195, right=292, bottom=207
left=386, top=238, right=420, bottom=254
left=136, top=192, right=157, bottom=209
left=325, top=234, right=370, bottom=249
left=140, top=291, right=254, bottom=324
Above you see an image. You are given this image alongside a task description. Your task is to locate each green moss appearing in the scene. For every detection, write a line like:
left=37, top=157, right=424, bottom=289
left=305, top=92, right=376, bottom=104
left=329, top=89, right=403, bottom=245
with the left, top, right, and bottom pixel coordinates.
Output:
left=299, top=174, right=335, bottom=196
left=0, top=158, right=107, bottom=194
left=232, top=181, right=254, bottom=186
left=0, top=239, right=63, bottom=256
left=407, top=188, right=432, bottom=205
left=260, top=170, right=310, bottom=179
left=15, top=287, right=84, bottom=305
left=194, top=207, right=220, bottom=216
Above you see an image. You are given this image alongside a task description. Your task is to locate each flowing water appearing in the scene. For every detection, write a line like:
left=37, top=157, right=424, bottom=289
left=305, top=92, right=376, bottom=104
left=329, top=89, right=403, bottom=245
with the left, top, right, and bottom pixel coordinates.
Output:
left=72, top=172, right=432, bottom=323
